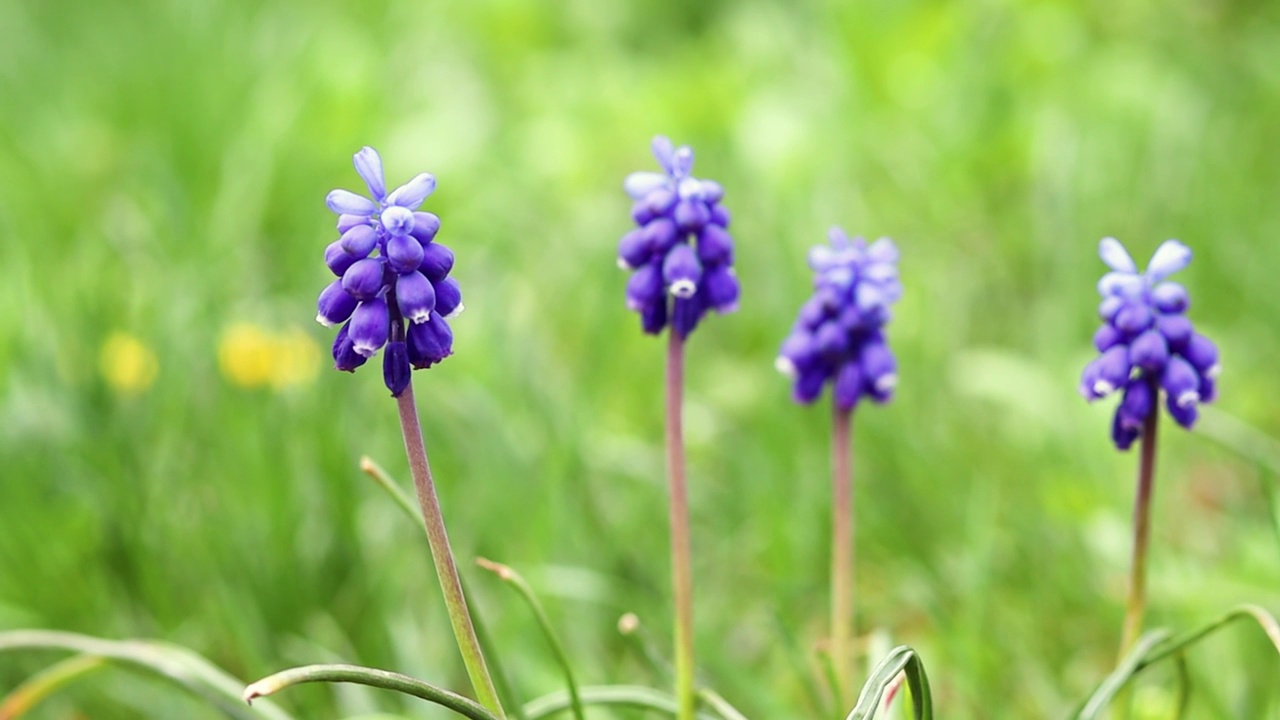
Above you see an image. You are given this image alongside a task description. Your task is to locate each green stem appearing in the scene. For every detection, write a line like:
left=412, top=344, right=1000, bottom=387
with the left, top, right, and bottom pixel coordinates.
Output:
left=361, top=456, right=525, bottom=719
left=243, top=664, right=499, bottom=720
left=831, top=405, right=854, bottom=709
left=1119, top=408, right=1159, bottom=661
left=476, top=558, right=584, bottom=720
left=696, top=688, right=750, bottom=720
left=666, top=332, right=696, bottom=720
left=396, top=382, right=504, bottom=717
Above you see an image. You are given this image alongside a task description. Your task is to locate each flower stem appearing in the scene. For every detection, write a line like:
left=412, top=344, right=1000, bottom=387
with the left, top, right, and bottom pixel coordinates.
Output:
left=1119, top=407, right=1160, bottom=661
left=665, top=332, right=695, bottom=720
left=831, top=405, right=854, bottom=710
left=396, top=382, right=504, bottom=717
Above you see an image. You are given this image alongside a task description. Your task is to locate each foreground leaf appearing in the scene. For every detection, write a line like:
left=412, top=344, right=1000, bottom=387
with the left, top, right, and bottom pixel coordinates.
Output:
left=0, top=629, right=292, bottom=720
left=243, top=663, right=499, bottom=720
left=845, top=645, right=933, bottom=720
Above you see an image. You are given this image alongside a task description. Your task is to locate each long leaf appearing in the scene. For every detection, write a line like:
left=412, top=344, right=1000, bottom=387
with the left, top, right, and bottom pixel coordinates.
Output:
left=0, top=654, right=106, bottom=719
left=844, top=646, right=933, bottom=720
left=243, top=663, right=499, bottom=720
left=522, top=684, right=719, bottom=719
left=1076, top=629, right=1173, bottom=719
left=0, top=629, right=293, bottom=720
left=476, top=558, right=585, bottom=720
left=696, top=687, right=750, bottom=720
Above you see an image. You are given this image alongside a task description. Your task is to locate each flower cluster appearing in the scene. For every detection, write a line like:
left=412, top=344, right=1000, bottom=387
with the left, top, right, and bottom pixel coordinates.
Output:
left=776, top=229, right=902, bottom=410
left=618, top=136, right=739, bottom=339
left=1080, top=238, right=1220, bottom=449
left=316, top=147, right=463, bottom=396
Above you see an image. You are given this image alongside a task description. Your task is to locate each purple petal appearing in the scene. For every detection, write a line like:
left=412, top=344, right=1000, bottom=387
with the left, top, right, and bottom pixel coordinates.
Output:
left=696, top=225, right=733, bottom=267
left=673, top=199, right=710, bottom=232
left=410, top=212, right=441, bottom=244
left=353, top=146, right=386, bottom=201
left=337, top=213, right=372, bottom=233
left=1116, top=378, right=1155, bottom=430
left=383, top=341, right=411, bottom=396
left=1160, top=355, right=1201, bottom=409
left=1092, top=345, right=1132, bottom=397
left=1181, top=334, right=1220, bottom=378
left=703, top=266, right=739, bottom=313
left=793, top=368, right=828, bottom=404
left=340, top=225, right=378, bottom=257
left=1128, top=329, right=1170, bottom=372
left=316, top=279, right=358, bottom=327
left=1093, top=324, right=1124, bottom=353
left=396, top=271, right=436, bottom=324
left=624, top=172, right=669, bottom=200
left=670, top=293, right=706, bottom=339
left=618, top=229, right=651, bottom=270
left=866, top=238, right=899, bottom=265
left=418, top=242, right=456, bottom=282
left=381, top=205, right=416, bottom=236
left=640, top=299, right=668, bottom=335
left=1146, top=240, right=1192, bottom=282
left=433, top=277, right=463, bottom=319
left=407, top=313, right=453, bottom=368
left=342, top=258, right=388, bottom=300
left=1150, top=283, right=1188, bottom=314
left=662, top=244, right=703, bottom=298
left=1099, top=237, right=1137, bottom=273
left=1114, top=303, right=1154, bottom=337
left=1156, top=314, right=1193, bottom=350
left=670, top=146, right=694, bottom=178
left=643, top=218, right=679, bottom=256
left=1098, top=271, right=1144, bottom=298
left=386, top=173, right=437, bottom=210
left=325, top=241, right=358, bottom=277
left=626, top=261, right=665, bottom=310
left=1165, top=391, right=1199, bottom=428
left=386, top=234, right=425, bottom=274
left=326, top=189, right=376, bottom=216
left=349, top=297, right=390, bottom=358
left=332, top=323, right=368, bottom=372
left=1110, top=410, right=1141, bottom=450
left=650, top=136, right=676, bottom=172
left=833, top=361, right=864, bottom=412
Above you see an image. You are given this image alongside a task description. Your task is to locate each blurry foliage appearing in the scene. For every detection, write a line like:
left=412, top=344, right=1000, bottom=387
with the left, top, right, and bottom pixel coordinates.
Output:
left=0, top=0, right=1278, bottom=717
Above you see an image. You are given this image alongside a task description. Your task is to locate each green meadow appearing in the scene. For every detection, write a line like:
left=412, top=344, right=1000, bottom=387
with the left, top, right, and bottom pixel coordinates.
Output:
left=1, top=0, right=1278, bottom=717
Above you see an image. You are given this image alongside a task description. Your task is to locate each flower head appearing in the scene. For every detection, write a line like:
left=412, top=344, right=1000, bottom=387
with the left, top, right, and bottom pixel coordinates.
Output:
left=776, top=228, right=902, bottom=411
left=317, top=147, right=463, bottom=395
left=1080, top=238, right=1219, bottom=449
left=618, top=136, right=738, bottom=339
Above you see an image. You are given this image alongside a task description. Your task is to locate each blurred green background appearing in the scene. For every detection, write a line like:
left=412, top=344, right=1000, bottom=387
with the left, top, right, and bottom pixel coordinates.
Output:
left=2, top=0, right=1279, bottom=717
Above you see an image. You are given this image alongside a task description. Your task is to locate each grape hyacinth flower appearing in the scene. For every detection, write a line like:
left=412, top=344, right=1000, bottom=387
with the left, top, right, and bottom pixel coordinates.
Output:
left=308, top=147, right=502, bottom=715
left=1080, top=238, right=1220, bottom=449
left=617, top=135, right=739, bottom=720
left=776, top=228, right=903, bottom=410
left=618, top=135, right=739, bottom=339
left=318, top=147, right=464, bottom=397
left=775, top=227, right=901, bottom=709
left=1079, top=238, right=1221, bottom=665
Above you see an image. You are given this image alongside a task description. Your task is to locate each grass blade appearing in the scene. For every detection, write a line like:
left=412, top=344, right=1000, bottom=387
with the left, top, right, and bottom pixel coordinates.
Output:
left=844, top=645, right=933, bottom=720
left=0, top=629, right=293, bottom=720
left=0, top=654, right=106, bottom=719
left=696, top=687, right=750, bottom=720
left=522, top=684, right=719, bottom=719
left=243, top=663, right=499, bottom=720
left=477, top=558, right=585, bottom=720
left=1077, top=629, right=1172, bottom=719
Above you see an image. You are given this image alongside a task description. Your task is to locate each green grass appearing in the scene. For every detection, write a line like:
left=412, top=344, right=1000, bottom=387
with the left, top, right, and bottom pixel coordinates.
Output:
left=2, top=0, right=1279, bottom=717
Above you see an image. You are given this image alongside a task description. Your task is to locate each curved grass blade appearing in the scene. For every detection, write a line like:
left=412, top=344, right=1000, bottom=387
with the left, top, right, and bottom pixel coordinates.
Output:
left=696, top=687, right=750, bottom=720
left=243, top=664, right=499, bottom=720
left=476, top=558, right=584, bottom=720
left=0, top=654, right=106, bottom=719
left=844, top=645, right=933, bottom=720
left=522, top=685, right=720, bottom=719
left=362, top=456, right=526, bottom=719
left=1172, top=652, right=1191, bottom=720
left=0, top=629, right=293, bottom=720
left=1076, top=629, right=1172, bottom=719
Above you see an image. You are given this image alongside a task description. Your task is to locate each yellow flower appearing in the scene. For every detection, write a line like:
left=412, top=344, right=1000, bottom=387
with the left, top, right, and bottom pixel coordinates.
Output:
left=99, top=332, right=158, bottom=393
left=218, top=322, right=319, bottom=390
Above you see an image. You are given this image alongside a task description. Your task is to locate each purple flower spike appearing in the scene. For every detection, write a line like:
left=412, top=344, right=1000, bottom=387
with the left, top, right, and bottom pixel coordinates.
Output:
left=778, top=227, right=902, bottom=411
left=1082, top=237, right=1220, bottom=447
left=319, top=147, right=463, bottom=393
left=617, top=135, right=737, bottom=338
